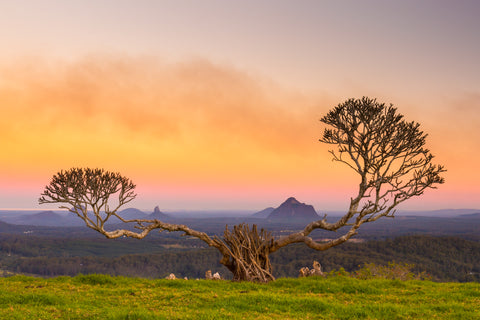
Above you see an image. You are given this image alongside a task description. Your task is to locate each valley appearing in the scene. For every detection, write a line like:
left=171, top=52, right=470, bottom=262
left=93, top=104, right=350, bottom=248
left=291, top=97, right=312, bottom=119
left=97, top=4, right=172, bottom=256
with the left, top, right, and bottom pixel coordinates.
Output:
left=0, top=206, right=479, bottom=282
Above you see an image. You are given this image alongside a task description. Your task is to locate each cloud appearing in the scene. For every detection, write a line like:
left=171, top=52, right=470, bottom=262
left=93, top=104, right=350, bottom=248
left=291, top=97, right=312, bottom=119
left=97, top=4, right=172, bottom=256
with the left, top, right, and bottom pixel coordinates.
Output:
left=1, top=55, right=331, bottom=149
left=1, top=55, right=473, bottom=210
left=0, top=55, right=339, bottom=187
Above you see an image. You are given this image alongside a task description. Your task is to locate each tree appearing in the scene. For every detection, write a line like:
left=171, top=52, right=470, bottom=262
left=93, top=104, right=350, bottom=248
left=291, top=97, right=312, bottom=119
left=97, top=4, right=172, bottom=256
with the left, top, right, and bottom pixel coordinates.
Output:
left=39, top=168, right=137, bottom=233
left=40, top=97, right=445, bottom=282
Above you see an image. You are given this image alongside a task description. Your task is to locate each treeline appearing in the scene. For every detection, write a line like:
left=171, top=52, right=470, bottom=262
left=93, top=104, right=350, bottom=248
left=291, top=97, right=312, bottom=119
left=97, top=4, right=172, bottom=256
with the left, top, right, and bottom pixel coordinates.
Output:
left=0, top=234, right=205, bottom=258
left=271, top=235, right=480, bottom=282
left=1, top=234, right=479, bottom=282
left=6, top=249, right=222, bottom=279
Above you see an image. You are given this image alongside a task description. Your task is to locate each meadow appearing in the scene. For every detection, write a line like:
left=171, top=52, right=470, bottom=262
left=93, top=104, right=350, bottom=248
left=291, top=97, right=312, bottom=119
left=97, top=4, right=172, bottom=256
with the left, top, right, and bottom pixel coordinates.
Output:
left=0, top=274, right=478, bottom=319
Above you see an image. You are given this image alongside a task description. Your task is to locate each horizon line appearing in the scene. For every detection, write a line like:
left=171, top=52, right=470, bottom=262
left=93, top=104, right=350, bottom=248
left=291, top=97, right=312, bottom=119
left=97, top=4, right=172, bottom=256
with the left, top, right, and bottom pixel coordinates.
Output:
left=1, top=207, right=479, bottom=212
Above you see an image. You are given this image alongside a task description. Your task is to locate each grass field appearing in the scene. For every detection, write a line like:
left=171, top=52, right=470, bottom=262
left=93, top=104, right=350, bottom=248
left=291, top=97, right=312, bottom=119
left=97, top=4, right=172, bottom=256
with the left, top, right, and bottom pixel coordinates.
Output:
left=0, top=274, right=478, bottom=319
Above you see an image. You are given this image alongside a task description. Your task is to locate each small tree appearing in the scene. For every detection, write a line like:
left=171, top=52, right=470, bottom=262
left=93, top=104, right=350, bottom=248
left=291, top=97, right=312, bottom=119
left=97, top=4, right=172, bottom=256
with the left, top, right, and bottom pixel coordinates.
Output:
left=40, top=97, right=445, bottom=282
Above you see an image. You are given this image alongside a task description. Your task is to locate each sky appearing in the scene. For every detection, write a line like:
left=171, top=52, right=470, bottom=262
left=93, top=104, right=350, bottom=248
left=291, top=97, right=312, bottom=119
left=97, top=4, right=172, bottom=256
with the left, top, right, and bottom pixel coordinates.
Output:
left=0, top=0, right=479, bottom=213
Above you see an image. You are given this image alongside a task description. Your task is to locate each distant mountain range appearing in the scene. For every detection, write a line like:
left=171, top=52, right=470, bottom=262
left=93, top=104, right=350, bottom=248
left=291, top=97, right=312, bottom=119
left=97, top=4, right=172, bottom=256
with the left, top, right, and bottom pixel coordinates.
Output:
left=0, top=210, right=79, bottom=227
left=109, top=206, right=171, bottom=223
left=0, top=199, right=479, bottom=227
left=0, top=206, right=171, bottom=227
left=250, top=203, right=480, bottom=220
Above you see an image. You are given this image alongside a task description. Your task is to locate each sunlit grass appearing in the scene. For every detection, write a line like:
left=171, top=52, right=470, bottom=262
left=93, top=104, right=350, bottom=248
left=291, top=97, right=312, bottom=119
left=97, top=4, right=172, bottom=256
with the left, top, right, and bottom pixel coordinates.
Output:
left=0, top=275, right=478, bottom=319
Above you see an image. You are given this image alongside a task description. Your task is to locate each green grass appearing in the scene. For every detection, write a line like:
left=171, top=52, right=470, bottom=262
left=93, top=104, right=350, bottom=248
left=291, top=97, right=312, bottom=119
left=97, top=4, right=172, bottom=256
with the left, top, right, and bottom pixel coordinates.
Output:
left=0, top=275, right=478, bottom=319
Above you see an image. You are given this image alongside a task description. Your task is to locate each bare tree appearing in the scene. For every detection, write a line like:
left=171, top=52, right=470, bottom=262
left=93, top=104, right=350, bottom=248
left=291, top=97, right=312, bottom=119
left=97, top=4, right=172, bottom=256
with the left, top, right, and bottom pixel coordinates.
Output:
left=40, top=97, right=445, bottom=282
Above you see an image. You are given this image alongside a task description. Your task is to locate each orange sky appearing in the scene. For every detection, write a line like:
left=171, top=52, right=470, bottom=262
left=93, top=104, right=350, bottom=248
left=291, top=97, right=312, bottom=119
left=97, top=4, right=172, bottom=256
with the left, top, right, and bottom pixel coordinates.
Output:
left=0, top=1, right=479, bottom=211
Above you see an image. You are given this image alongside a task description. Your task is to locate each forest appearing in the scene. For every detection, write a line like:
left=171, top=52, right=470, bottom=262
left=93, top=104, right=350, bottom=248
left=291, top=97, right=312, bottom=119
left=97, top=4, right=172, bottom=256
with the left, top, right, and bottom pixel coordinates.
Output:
left=1, top=232, right=479, bottom=282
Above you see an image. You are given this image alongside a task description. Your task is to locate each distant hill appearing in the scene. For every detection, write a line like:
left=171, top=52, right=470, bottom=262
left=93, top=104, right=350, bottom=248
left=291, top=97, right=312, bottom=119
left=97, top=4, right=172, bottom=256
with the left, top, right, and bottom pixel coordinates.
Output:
left=116, top=208, right=149, bottom=220
left=0, top=211, right=76, bottom=227
left=267, top=197, right=319, bottom=221
left=457, top=212, right=480, bottom=219
left=25, top=211, right=66, bottom=226
left=251, top=207, right=275, bottom=219
left=396, top=209, right=480, bottom=218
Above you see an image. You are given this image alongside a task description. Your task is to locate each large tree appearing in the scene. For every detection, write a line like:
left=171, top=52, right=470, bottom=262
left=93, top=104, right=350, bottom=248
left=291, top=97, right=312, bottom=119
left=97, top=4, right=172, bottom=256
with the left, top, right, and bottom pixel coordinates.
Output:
left=40, top=97, right=445, bottom=282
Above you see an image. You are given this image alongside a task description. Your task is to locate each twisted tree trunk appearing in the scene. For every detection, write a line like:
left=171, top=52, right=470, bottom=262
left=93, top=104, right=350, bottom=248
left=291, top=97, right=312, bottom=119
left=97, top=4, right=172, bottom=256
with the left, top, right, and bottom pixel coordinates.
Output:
left=214, top=224, right=275, bottom=282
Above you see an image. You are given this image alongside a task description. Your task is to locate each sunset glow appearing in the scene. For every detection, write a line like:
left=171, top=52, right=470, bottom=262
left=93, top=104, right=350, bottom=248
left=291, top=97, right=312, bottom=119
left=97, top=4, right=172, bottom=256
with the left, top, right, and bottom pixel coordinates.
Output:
left=0, top=1, right=479, bottom=212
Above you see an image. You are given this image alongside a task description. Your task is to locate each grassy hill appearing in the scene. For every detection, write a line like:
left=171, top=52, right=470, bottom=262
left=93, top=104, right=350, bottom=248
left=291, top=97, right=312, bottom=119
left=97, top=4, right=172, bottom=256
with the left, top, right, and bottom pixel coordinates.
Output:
left=0, top=275, right=478, bottom=319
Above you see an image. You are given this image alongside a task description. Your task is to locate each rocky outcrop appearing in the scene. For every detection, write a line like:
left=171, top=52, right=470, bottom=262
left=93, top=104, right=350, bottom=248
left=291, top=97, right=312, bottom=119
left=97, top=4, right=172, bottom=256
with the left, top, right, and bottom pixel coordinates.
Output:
left=150, top=206, right=170, bottom=220
left=267, top=197, right=319, bottom=221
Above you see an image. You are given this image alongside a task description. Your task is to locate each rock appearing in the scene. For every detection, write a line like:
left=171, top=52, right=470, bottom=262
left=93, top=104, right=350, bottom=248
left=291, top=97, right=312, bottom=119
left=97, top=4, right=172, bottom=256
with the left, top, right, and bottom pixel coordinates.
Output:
left=298, top=261, right=325, bottom=277
left=165, top=273, right=176, bottom=280
left=205, top=270, right=221, bottom=280
left=311, top=261, right=324, bottom=276
left=299, top=267, right=310, bottom=277
left=205, top=270, right=212, bottom=280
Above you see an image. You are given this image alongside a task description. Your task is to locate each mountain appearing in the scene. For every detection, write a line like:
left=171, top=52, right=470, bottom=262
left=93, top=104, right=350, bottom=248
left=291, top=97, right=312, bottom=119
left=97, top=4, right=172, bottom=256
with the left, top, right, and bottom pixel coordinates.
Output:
left=150, top=206, right=171, bottom=220
left=267, top=197, right=319, bottom=221
left=251, top=207, right=275, bottom=219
